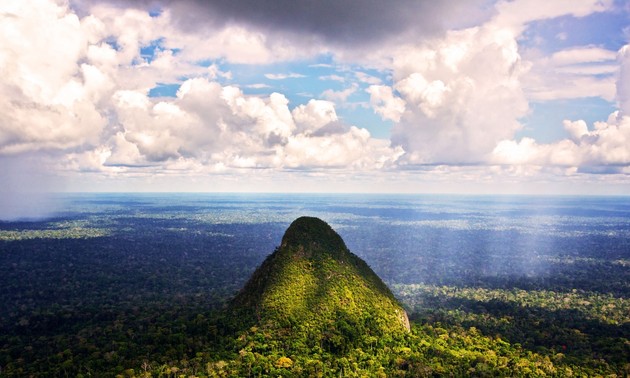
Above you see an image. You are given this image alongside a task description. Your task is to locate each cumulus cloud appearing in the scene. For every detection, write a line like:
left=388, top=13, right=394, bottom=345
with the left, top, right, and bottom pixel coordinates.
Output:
left=281, top=127, right=403, bottom=169
left=364, top=0, right=619, bottom=167
left=367, top=85, right=405, bottom=122
left=492, top=137, right=579, bottom=166
left=385, top=24, right=529, bottom=164
left=492, top=113, right=630, bottom=168
left=0, top=0, right=107, bottom=154
left=2, top=0, right=629, bottom=202
left=292, top=99, right=338, bottom=135
left=0, top=0, right=412, bottom=217
left=492, top=42, right=630, bottom=171
left=84, top=1, right=318, bottom=66
left=103, top=78, right=402, bottom=170
left=354, top=72, right=382, bottom=85
left=562, top=114, right=630, bottom=167
left=321, top=85, right=357, bottom=104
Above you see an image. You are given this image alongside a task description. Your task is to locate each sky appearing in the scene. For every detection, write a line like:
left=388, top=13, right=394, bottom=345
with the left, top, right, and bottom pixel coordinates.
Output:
left=1, top=0, right=630, bottom=216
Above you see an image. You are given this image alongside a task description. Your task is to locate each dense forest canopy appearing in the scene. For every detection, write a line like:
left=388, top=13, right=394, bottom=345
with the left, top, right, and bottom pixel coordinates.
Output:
left=229, top=217, right=410, bottom=350
left=0, top=194, right=628, bottom=376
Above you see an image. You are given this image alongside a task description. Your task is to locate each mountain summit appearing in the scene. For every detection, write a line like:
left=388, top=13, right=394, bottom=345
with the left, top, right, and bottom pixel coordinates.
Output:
left=231, top=216, right=409, bottom=353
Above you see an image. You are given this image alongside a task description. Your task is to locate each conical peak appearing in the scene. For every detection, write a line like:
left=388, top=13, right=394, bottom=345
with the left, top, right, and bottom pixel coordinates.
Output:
left=280, top=216, right=348, bottom=255
left=231, top=216, right=411, bottom=335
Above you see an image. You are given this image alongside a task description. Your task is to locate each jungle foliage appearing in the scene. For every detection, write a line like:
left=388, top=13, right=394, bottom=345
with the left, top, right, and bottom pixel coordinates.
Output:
left=0, top=196, right=628, bottom=377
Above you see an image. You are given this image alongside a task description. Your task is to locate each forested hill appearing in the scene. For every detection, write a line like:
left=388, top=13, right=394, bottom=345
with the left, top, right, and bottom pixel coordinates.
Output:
left=230, top=216, right=410, bottom=338
left=1, top=198, right=628, bottom=377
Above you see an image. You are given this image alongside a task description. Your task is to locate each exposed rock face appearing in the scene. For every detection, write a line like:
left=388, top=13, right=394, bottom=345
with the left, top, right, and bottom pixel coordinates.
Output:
left=231, top=216, right=410, bottom=335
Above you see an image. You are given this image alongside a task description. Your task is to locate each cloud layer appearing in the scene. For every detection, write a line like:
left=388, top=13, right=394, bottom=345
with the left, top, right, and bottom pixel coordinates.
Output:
left=0, top=0, right=401, bottom=173
left=0, top=0, right=628, bottom=202
left=386, top=24, right=529, bottom=164
left=92, top=0, right=490, bottom=49
left=105, top=81, right=402, bottom=170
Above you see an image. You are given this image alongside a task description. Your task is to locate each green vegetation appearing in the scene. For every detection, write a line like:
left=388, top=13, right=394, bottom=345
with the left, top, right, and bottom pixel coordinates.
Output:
left=395, top=284, right=630, bottom=375
left=1, top=203, right=628, bottom=377
left=230, top=216, right=409, bottom=334
left=395, top=284, right=630, bottom=325
left=217, top=217, right=411, bottom=375
left=0, top=223, right=110, bottom=241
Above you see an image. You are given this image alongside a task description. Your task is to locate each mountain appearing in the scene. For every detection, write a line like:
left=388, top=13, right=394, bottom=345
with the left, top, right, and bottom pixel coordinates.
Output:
left=230, top=216, right=409, bottom=354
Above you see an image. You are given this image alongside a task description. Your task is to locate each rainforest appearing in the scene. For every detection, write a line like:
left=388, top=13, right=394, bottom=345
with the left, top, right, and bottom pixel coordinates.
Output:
left=0, top=193, right=628, bottom=377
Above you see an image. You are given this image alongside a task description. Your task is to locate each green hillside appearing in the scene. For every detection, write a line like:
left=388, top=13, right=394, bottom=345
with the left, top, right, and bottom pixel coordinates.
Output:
left=230, top=216, right=410, bottom=353
left=2, top=214, right=626, bottom=377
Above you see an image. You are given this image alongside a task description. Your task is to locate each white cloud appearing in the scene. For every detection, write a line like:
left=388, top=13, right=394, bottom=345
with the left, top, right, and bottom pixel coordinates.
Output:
left=367, top=85, right=405, bottom=122
left=485, top=1, right=618, bottom=103
left=395, top=74, right=450, bottom=118
left=292, top=100, right=338, bottom=134
left=492, top=43, right=630, bottom=171
left=281, top=127, right=403, bottom=169
left=492, top=137, right=581, bottom=166
left=264, top=72, right=307, bottom=80
left=372, top=0, right=621, bottom=167
left=354, top=71, right=382, bottom=85
left=386, top=24, right=528, bottom=164
left=104, top=132, right=145, bottom=167
left=319, top=74, right=346, bottom=82
left=161, top=19, right=316, bottom=64
left=523, top=45, right=618, bottom=101
left=246, top=83, right=272, bottom=89
left=321, top=85, right=357, bottom=104
left=87, top=2, right=321, bottom=68
left=81, top=6, right=206, bottom=93
left=103, top=77, right=401, bottom=171
left=564, top=119, right=589, bottom=141
left=554, top=64, right=618, bottom=76
left=65, top=145, right=117, bottom=172
left=550, top=46, right=617, bottom=66
left=618, top=45, right=630, bottom=115
left=0, top=0, right=106, bottom=154
left=207, top=64, right=232, bottom=80
left=493, top=113, right=630, bottom=168
left=492, top=0, right=613, bottom=31
left=568, top=114, right=630, bottom=166
left=492, top=138, right=543, bottom=165
left=2, top=0, right=629, bottom=197
left=525, top=75, right=616, bottom=101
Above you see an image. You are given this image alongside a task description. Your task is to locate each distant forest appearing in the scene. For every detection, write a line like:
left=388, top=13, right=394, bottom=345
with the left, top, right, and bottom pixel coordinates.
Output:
left=0, top=194, right=628, bottom=376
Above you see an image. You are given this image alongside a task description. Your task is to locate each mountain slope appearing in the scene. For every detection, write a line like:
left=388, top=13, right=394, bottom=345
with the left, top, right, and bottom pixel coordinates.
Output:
left=230, top=216, right=409, bottom=353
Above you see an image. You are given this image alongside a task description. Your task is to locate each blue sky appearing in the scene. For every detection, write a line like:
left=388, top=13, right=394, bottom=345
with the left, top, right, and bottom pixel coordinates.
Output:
left=146, top=55, right=394, bottom=136
left=137, top=1, right=630, bottom=145
left=1, top=0, right=630, bottom=212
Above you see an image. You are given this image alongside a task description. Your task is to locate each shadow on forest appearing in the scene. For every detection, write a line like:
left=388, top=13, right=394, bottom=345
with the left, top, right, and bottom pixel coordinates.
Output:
left=386, top=255, right=630, bottom=297
left=411, top=295, right=630, bottom=366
